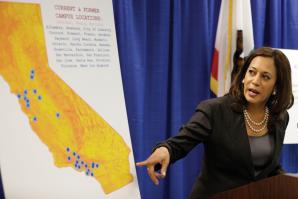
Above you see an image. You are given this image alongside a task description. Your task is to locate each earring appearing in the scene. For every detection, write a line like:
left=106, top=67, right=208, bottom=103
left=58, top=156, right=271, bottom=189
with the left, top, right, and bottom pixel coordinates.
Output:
left=272, top=89, right=276, bottom=95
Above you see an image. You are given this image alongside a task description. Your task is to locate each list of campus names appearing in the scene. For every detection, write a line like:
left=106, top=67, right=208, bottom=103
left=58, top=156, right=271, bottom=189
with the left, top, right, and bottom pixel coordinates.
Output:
left=46, top=25, right=111, bottom=68
left=44, top=4, right=113, bottom=68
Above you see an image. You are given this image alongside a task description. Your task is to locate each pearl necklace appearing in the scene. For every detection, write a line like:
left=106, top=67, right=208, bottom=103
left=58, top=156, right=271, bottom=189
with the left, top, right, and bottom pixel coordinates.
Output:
left=243, top=107, right=269, bottom=135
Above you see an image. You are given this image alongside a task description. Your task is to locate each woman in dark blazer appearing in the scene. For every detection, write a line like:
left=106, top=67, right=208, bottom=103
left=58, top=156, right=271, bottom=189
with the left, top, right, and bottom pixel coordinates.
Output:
left=136, top=47, right=294, bottom=199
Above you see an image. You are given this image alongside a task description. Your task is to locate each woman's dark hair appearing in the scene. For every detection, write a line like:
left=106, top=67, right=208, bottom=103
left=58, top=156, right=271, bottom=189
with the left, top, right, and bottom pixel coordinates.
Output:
left=229, top=47, right=294, bottom=118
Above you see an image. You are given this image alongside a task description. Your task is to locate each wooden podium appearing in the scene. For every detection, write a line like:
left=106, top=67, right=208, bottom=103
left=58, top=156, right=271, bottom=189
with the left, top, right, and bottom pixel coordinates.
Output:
left=212, top=174, right=298, bottom=199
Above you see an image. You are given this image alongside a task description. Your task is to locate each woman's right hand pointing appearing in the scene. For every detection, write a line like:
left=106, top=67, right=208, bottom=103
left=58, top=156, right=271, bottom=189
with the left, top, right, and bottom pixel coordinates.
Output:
left=136, top=147, right=170, bottom=185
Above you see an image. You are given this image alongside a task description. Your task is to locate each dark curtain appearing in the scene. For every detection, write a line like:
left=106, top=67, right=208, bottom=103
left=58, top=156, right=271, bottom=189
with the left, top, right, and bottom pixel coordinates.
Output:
left=113, top=1, right=221, bottom=199
left=112, top=0, right=298, bottom=199
left=112, top=1, right=221, bottom=198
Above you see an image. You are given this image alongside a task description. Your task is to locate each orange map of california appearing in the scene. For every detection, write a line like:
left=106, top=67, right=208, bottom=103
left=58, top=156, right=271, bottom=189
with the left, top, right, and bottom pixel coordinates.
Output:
left=0, top=2, right=133, bottom=194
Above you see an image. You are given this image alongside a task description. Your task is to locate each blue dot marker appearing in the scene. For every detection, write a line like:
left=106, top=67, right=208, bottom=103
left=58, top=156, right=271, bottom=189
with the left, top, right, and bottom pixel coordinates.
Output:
left=92, top=162, right=95, bottom=168
left=26, top=103, right=30, bottom=108
left=96, top=164, right=99, bottom=168
left=30, top=75, right=34, bottom=80
left=66, top=147, right=70, bottom=152
left=33, top=116, right=37, bottom=122
left=85, top=164, right=88, bottom=168
left=38, top=96, right=42, bottom=100
left=33, top=89, right=37, bottom=94
left=86, top=172, right=89, bottom=176
left=91, top=173, right=94, bottom=177
left=81, top=160, right=84, bottom=165
left=56, top=112, right=60, bottom=118
left=73, top=152, right=76, bottom=156
left=77, top=155, right=80, bottom=159
left=17, top=94, right=21, bottom=99
left=67, top=156, right=71, bottom=161
left=24, top=90, right=28, bottom=95
left=31, top=69, right=35, bottom=74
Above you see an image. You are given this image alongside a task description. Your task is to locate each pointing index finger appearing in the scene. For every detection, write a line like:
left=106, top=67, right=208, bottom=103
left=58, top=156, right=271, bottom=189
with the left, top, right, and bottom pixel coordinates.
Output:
left=136, top=161, right=148, bottom=167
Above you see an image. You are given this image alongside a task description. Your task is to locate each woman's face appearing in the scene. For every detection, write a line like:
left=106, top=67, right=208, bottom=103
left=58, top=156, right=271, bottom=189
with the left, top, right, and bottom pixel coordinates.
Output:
left=243, top=56, right=277, bottom=107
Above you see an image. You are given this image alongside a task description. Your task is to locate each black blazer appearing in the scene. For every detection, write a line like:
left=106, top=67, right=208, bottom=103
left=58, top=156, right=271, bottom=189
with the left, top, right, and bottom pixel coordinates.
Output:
left=157, top=95, right=289, bottom=199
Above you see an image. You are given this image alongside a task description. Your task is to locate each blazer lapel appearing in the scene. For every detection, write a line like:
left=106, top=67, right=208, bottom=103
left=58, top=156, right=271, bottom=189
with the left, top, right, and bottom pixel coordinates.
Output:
left=229, top=109, right=255, bottom=177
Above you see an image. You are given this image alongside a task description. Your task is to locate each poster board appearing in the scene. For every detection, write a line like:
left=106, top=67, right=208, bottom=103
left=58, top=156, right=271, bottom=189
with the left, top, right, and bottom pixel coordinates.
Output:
left=280, top=49, right=298, bottom=144
left=0, top=0, right=141, bottom=198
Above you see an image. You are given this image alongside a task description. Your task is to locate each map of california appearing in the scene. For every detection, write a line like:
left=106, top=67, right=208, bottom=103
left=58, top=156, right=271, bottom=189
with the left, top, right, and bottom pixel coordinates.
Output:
left=0, top=2, right=133, bottom=194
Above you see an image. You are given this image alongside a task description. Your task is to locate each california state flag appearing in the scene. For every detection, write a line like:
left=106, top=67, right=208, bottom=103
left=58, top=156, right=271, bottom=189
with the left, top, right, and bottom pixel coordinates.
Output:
left=210, top=0, right=254, bottom=96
